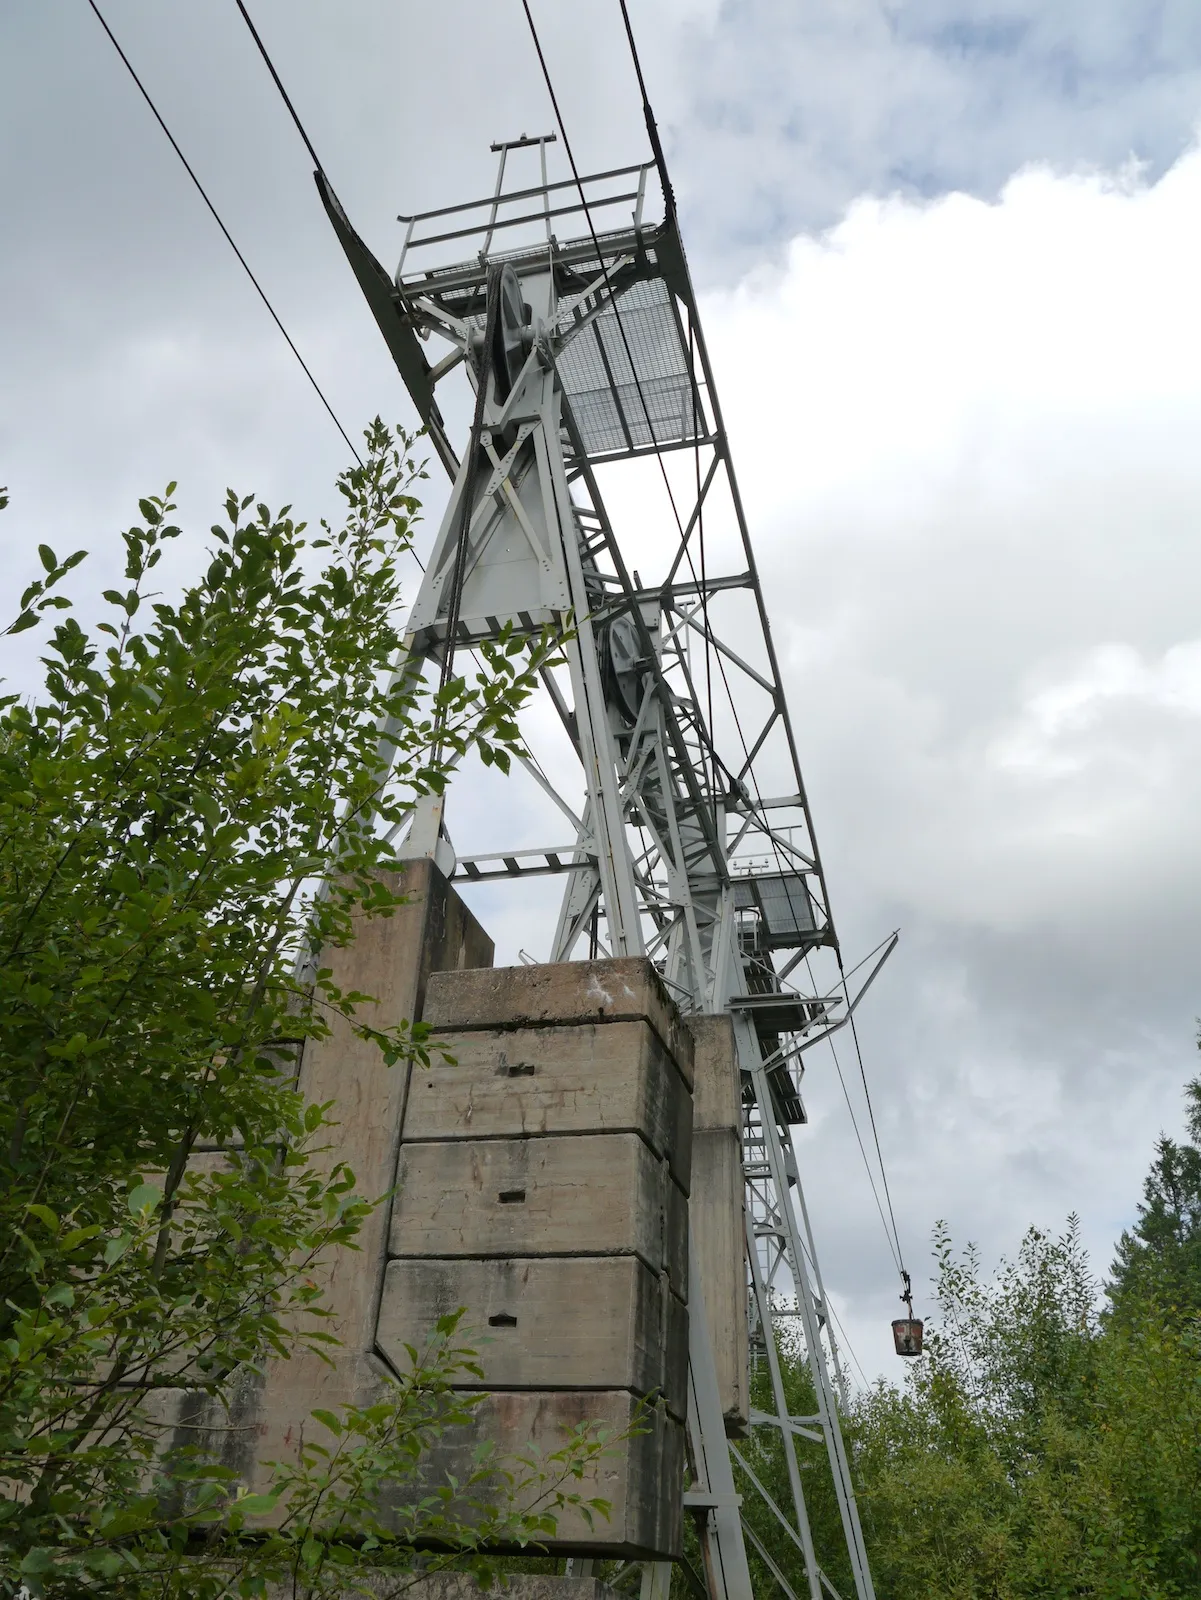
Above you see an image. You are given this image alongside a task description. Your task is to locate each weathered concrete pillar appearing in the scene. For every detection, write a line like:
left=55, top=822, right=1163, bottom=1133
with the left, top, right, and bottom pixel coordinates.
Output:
left=266, top=1573, right=627, bottom=1600
left=686, top=1017, right=750, bottom=1437
left=383, top=958, right=695, bottom=1558
left=245, top=860, right=494, bottom=1482
left=176, top=878, right=710, bottom=1567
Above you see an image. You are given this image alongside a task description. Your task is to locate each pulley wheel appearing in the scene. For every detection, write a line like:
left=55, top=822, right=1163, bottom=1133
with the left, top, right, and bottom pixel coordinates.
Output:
left=490, top=263, right=531, bottom=402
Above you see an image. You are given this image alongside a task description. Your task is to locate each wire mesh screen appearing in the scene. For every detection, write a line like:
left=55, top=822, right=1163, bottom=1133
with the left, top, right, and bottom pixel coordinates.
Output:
left=556, top=278, right=706, bottom=456
left=735, top=873, right=817, bottom=949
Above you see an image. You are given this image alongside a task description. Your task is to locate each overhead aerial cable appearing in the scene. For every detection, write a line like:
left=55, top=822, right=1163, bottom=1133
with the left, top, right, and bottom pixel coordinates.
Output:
left=846, top=989, right=907, bottom=1259
left=822, top=1022, right=903, bottom=1276
left=802, top=939, right=918, bottom=1347
left=615, top=0, right=676, bottom=219
left=601, top=0, right=835, bottom=915
left=623, top=0, right=918, bottom=1344
left=228, top=0, right=514, bottom=763
left=525, top=8, right=850, bottom=1119
left=586, top=0, right=905, bottom=1298
left=232, top=5, right=550, bottom=758
left=89, top=0, right=500, bottom=811
left=837, top=954, right=920, bottom=1351
left=232, top=0, right=325, bottom=175
left=608, top=0, right=921, bottom=1354
left=520, top=0, right=750, bottom=854
left=84, top=0, right=362, bottom=465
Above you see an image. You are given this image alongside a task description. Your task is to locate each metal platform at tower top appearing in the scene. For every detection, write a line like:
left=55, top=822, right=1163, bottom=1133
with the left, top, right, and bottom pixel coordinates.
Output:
left=320, top=145, right=840, bottom=991
left=320, top=130, right=891, bottom=1600
left=397, top=164, right=706, bottom=464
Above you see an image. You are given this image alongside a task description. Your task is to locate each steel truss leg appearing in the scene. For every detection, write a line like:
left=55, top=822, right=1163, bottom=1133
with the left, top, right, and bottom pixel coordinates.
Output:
left=686, top=1232, right=754, bottom=1600
left=640, top=1562, right=674, bottom=1600
left=744, top=1212, right=823, bottom=1600
left=733, top=1016, right=877, bottom=1600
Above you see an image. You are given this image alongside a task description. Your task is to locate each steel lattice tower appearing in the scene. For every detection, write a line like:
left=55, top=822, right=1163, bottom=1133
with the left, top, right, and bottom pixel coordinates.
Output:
left=320, top=134, right=893, bottom=1600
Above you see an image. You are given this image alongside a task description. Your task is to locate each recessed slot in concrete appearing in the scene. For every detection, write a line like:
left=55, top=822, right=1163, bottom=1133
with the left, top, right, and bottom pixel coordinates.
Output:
left=498, top=1188, right=527, bottom=1204
left=488, top=1313, right=518, bottom=1328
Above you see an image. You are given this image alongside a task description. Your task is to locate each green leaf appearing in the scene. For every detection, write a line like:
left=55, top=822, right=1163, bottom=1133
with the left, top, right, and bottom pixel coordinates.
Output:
left=59, top=1223, right=103, bottom=1251
left=38, top=543, right=57, bottom=572
left=88, top=1550, right=126, bottom=1578
left=47, top=1031, right=89, bottom=1059
left=231, top=1490, right=281, bottom=1515
left=127, top=1182, right=162, bottom=1216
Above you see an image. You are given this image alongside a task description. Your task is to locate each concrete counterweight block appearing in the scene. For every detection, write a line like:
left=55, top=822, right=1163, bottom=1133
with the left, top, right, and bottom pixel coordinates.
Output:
left=387, top=956, right=696, bottom=1560
left=402, top=1019, right=693, bottom=1192
left=422, top=957, right=696, bottom=1082
left=412, top=1390, right=685, bottom=1558
left=378, top=1255, right=688, bottom=1421
left=390, top=1132, right=688, bottom=1296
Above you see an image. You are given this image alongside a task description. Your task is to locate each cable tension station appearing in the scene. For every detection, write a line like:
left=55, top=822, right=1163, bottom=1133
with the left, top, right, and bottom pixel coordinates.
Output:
left=78, top=5, right=915, bottom=1599
left=299, top=93, right=904, bottom=1598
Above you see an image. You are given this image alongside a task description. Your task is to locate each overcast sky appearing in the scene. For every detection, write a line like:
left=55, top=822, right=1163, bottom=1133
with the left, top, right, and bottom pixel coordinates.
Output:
left=4, top=0, right=1201, bottom=1381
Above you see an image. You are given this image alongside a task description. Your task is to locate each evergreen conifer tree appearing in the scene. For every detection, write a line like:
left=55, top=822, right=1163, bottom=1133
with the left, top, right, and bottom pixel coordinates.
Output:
left=1108, top=1069, right=1201, bottom=1320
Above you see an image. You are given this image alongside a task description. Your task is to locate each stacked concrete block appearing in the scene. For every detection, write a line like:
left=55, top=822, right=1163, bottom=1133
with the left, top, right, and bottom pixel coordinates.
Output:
left=686, top=1016, right=749, bottom=1436
left=381, top=956, right=695, bottom=1558
left=266, top=1570, right=626, bottom=1600
left=153, top=869, right=727, bottom=1569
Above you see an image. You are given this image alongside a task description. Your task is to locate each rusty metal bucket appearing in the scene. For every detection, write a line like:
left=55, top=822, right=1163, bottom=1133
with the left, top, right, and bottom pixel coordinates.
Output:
left=892, top=1317, right=924, bottom=1357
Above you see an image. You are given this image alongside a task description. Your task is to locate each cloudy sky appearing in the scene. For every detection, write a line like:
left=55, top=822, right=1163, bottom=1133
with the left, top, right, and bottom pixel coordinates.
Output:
left=4, top=0, right=1201, bottom=1381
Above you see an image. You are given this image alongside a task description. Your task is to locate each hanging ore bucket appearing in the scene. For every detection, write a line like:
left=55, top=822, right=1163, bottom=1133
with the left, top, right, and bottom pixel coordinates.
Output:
left=892, top=1317, right=924, bottom=1357
left=892, top=1269, right=923, bottom=1356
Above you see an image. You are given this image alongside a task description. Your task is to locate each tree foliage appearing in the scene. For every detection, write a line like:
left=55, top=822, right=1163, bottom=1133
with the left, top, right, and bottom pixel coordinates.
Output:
left=0, top=424, right=609, bottom=1597
left=1110, top=1074, right=1201, bottom=1324
left=738, top=1072, right=1201, bottom=1600
left=846, top=1220, right=1201, bottom=1598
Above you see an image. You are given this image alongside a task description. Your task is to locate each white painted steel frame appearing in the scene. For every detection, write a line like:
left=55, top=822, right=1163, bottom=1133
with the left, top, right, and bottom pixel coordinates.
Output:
left=324, top=149, right=879, bottom=1600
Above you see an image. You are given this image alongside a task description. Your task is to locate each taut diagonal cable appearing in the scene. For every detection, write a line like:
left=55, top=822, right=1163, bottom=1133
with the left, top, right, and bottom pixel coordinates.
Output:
left=86, top=0, right=361, bottom=464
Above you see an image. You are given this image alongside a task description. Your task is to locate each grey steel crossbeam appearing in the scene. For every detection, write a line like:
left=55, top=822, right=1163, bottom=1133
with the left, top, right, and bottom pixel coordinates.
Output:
left=397, top=161, right=651, bottom=226
left=567, top=432, right=722, bottom=469
left=407, top=190, right=643, bottom=252
left=399, top=227, right=656, bottom=297
left=454, top=846, right=595, bottom=881
left=634, top=572, right=754, bottom=607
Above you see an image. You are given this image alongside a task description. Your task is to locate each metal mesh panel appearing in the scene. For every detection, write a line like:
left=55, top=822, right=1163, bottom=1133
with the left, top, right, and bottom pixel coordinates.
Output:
left=556, top=278, right=706, bottom=456
left=734, top=873, right=817, bottom=948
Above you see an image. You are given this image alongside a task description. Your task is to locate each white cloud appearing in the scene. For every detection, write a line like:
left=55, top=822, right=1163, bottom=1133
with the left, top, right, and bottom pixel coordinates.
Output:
left=667, top=0, right=1201, bottom=266
left=692, top=143, right=1201, bottom=1373
left=5, top=0, right=1201, bottom=1382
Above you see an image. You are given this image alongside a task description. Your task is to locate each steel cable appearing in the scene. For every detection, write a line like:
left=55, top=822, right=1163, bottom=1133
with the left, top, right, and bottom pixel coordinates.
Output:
left=610, top=0, right=913, bottom=1304
left=85, top=0, right=361, bottom=465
